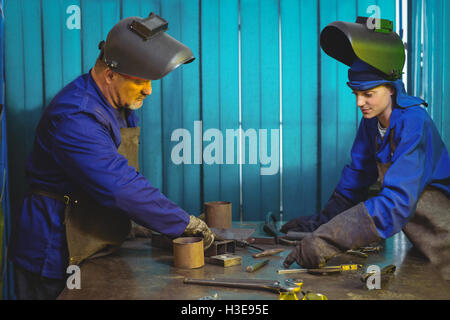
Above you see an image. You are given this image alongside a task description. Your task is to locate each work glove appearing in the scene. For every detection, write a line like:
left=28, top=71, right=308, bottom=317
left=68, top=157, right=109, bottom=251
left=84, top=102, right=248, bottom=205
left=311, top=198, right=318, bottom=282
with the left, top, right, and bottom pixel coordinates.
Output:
left=283, top=202, right=380, bottom=269
left=280, top=191, right=355, bottom=233
left=182, top=215, right=215, bottom=250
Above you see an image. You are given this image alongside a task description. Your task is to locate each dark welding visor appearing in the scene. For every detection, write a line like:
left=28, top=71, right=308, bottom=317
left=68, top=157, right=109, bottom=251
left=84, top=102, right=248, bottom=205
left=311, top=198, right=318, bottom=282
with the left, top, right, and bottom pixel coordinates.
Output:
left=100, top=12, right=195, bottom=80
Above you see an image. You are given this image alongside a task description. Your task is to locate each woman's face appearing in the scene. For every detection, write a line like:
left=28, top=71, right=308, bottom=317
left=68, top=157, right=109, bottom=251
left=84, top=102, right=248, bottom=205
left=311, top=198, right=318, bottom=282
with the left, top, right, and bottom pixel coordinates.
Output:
left=352, top=85, right=394, bottom=121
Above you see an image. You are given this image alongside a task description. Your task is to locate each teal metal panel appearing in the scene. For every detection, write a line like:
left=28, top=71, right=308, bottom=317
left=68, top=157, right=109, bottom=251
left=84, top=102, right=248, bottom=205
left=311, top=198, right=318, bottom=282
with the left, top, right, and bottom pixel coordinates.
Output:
left=217, top=0, right=240, bottom=221
left=42, top=0, right=64, bottom=106
left=281, top=0, right=319, bottom=220
left=298, top=0, right=319, bottom=218
left=201, top=0, right=221, bottom=207
left=240, top=0, right=262, bottom=220
left=319, top=0, right=340, bottom=206
left=21, top=0, right=44, bottom=157
left=408, top=0, right=450, bottom=148
left=80, top=0, right=120, bottom=73
left=280, top=0, right=302, bottom=219
left=61, top=0, right=82, bottom=86
left=161, top=0, right=201, bottom=214
left=407, top=0, right=423, bottom=96
left=80, top=0, right=101, bottom=73
left=1, top=0, right=15, bottom=299
left=424, top=0, right=443, bottom=134
left=4, top=0, right=35, bottom=216
left=180, top=0, right=201, bottom=215
left=201, top=0, right=241, bottom=219
left=161, top=0, right=185, bottom=208
left=259, top=0, right=280, bottom=219
left=444, top=0, right=450, bottom=145
left=240, top=0, right=280, bottom=220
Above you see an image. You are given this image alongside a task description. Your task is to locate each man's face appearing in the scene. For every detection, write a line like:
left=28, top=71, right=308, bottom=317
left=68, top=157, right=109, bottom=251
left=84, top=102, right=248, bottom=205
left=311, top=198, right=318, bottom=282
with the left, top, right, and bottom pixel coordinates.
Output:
left=352, top=85, right=394, bottom=120
left=110, top=72, right=152, bottom=110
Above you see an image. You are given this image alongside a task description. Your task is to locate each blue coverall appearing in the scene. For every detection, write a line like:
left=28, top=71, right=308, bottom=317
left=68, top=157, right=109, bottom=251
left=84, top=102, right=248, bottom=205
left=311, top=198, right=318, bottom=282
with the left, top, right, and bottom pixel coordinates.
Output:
left=336, top=80, right=450, bottom=239
left=9, top=72, right=190, bottom=279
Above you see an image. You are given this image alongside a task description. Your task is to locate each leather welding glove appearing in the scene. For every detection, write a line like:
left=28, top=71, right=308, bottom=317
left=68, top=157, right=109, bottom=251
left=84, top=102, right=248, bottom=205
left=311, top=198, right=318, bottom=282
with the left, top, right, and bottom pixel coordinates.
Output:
left=280, top=191, right=355, bottom=233
left=283, top=202, right=380, bottom=269
left=182, top=215, right=215, bottom=250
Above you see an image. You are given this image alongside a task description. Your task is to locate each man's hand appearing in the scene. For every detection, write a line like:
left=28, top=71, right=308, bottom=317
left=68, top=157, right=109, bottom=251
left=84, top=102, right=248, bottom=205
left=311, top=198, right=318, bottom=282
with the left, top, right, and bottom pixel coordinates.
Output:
left=182, top=215, right=215, bottom=250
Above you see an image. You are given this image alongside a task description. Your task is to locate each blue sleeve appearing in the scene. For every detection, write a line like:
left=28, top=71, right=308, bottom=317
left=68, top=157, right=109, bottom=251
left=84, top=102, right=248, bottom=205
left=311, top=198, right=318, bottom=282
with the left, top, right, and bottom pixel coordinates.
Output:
left=364, top=111, right=432, bottom=239
left=51, top=113, right=190, bottom=237
left=335, top=119, right=379, bottom=203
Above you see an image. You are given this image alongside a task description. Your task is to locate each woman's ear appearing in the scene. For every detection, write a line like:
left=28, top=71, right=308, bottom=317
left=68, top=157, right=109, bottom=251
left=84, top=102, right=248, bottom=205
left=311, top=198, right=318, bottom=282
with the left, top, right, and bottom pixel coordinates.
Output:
left=389, top=85, right=396, bottom=96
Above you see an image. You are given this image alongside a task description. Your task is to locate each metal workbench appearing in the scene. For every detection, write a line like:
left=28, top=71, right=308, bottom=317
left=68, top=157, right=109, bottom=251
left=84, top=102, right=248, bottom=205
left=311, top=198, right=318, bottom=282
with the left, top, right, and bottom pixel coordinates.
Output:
left=58, top=222, right=450, bottom=300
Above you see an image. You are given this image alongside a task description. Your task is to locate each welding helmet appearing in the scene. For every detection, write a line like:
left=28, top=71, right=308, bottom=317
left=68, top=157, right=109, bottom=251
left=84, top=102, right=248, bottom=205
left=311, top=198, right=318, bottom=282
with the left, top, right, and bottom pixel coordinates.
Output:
left=320, top=16, right=405, bottom=80
left=98, top=12, right=195, bottom=80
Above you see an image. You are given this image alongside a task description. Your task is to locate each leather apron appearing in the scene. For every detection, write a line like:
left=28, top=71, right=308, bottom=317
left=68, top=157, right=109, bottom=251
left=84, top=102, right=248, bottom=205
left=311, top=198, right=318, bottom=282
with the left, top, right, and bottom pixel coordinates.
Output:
left=375, top=129, right=450, bottom=280
left=64, top=127, right=141, bottom=266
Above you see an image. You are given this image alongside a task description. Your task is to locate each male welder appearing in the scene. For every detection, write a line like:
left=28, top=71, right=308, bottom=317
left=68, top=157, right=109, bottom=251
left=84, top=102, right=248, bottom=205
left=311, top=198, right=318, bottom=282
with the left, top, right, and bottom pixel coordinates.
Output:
left=8, top=13, right=213, bottom=299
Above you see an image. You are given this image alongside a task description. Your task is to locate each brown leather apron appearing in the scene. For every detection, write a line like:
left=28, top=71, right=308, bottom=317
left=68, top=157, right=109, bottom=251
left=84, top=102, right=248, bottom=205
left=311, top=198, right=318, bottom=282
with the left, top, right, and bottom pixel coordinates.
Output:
left=61, top=127, right=140, bottom=266
left=375, top=129, right=450, bottom=280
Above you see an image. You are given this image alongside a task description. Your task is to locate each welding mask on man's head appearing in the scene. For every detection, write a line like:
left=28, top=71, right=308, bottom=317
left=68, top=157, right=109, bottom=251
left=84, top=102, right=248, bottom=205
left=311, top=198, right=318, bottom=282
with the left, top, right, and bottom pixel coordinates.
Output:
left=99, top=12, right=195, bottom=80
left=320, top=16, right=405, bottom=81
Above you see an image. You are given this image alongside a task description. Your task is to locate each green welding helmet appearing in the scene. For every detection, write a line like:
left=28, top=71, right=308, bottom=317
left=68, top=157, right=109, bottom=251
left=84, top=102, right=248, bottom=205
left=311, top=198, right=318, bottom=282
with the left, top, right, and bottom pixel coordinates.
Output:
left=99, top=12, right=195, bottom=80
left=320, top=17, right=405, bottom=80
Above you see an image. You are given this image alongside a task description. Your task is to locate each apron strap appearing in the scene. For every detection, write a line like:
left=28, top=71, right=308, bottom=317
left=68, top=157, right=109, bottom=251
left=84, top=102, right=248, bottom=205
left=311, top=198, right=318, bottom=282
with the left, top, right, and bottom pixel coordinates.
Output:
left=30, top=189, right=76, bottom=225
left=29, top=188, right=73, bottom=205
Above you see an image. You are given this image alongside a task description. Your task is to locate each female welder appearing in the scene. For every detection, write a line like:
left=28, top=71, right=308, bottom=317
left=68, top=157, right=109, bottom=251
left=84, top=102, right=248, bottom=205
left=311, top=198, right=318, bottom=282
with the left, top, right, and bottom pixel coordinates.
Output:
left=281, top=17, right=450, bottom=280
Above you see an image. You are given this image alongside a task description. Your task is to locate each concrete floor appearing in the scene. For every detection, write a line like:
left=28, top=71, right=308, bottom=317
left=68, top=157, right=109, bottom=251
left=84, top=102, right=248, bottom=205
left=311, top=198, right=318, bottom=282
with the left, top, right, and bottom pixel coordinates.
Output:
left=58, top=222, right=450, bottom=300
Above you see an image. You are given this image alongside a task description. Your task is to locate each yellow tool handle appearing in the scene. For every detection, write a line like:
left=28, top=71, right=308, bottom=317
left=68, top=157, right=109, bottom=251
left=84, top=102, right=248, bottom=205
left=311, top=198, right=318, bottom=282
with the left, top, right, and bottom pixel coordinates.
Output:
left=327, top=264, right=361, bottom=271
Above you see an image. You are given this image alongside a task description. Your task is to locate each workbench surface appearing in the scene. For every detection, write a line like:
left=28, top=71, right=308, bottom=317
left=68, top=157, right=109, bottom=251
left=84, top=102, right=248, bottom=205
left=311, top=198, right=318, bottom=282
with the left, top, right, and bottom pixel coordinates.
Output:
left=58, top=222, right=450, bottom=300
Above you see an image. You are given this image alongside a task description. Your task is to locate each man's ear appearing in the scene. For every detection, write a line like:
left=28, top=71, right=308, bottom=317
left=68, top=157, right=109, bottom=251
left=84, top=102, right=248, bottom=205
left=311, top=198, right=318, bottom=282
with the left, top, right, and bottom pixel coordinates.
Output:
left=104, top=68, right=116, bottom=84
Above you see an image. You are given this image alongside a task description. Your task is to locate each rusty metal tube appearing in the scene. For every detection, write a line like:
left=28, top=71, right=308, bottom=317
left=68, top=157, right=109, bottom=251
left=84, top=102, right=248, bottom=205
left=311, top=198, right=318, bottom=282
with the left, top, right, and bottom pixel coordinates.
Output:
left=204, top=201, right=232, bottom=229
left=173, top=237, right=204, bottom=269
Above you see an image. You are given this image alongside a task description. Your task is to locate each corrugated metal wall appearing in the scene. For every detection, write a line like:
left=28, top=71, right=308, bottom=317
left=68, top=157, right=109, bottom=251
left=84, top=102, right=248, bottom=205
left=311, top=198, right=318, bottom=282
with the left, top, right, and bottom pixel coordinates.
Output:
left=1, top=0, right=15, bottom=300
left=4, top=0, right=399, bottom=222
left=408, top=0, right=450, bottom=145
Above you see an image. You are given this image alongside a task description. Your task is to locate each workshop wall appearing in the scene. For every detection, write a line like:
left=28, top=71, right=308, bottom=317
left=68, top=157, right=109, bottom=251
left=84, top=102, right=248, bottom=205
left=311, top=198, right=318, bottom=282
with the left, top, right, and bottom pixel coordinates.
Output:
left=1, top=0, right=14, bottom=300
left=408, top=0, right=450, bottom=145
left=5, top=0, right=442, bottom=224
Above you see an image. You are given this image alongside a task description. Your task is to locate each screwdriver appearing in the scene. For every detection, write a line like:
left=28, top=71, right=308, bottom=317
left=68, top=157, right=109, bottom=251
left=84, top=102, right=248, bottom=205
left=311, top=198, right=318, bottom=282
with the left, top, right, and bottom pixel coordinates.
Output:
left=235, top=240, right=265, bottom=252
left=246, top=259, right=270, bottom=273
left=277, top=264, right=362, bottom=274
left=252, top=248, right=284, bottom=258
